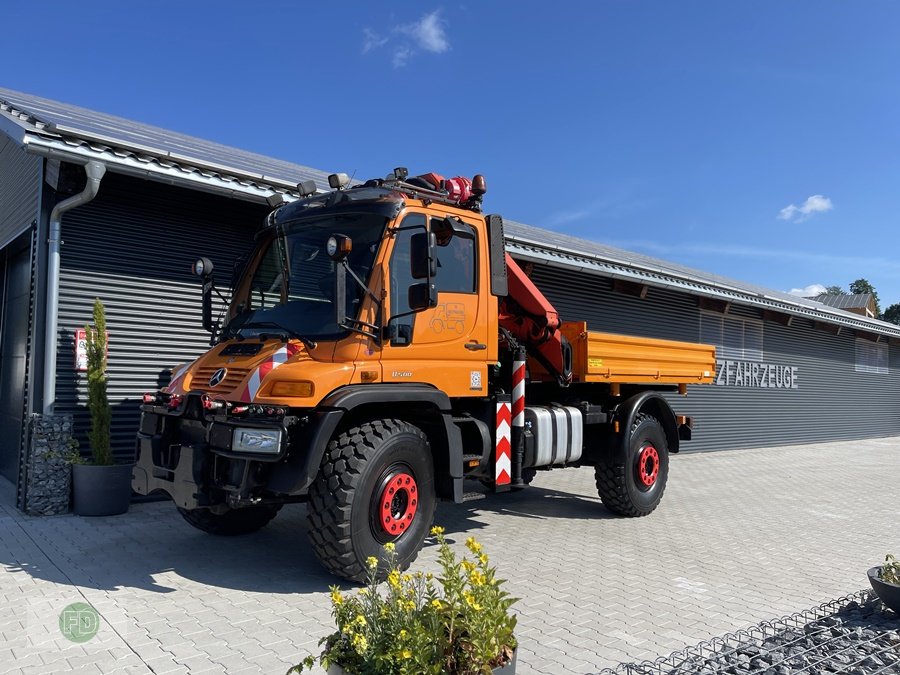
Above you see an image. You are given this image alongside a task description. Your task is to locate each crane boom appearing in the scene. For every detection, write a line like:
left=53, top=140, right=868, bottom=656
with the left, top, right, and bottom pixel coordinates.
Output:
left=499, top=253, right=573, bottom=385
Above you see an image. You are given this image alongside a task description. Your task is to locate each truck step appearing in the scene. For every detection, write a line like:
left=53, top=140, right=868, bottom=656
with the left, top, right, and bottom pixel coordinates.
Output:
left=461, top=491, right=487, bottom=502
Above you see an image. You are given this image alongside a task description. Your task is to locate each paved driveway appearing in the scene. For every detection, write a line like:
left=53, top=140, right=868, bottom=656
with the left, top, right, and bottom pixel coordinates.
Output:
left=1, top=436, right=898, bottom=674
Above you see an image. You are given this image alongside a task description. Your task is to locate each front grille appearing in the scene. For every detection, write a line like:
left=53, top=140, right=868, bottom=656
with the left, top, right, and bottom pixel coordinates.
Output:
left=193, top=366, right=250, bottom=393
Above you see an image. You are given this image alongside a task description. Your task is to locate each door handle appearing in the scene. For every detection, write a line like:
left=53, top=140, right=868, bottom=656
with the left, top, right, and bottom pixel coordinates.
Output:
left=465, top=341, right=487, bottom=351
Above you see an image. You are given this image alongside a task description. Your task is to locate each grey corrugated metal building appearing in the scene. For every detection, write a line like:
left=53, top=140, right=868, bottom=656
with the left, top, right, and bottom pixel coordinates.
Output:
left=1, top=86, right=898, bottom=509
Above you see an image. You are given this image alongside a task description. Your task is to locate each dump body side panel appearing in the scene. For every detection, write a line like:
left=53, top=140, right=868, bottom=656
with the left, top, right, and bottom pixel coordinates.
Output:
left=561, top=321, right=716, bottom=386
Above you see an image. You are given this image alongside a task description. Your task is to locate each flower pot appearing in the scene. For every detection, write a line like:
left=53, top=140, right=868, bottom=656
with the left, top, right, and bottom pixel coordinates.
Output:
left=72, top=463, right=134, bottom=516
left=868, top=566, right=900, bottom=614
left=325, top=648, right=517, bottom=674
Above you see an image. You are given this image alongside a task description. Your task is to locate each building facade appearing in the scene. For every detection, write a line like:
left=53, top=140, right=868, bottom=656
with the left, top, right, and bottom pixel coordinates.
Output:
left=1, top=87, right=898, bottom=510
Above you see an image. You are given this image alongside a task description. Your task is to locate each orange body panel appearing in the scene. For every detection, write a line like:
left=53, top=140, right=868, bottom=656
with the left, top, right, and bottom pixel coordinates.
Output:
left=560, top=321, right=716, bottom=385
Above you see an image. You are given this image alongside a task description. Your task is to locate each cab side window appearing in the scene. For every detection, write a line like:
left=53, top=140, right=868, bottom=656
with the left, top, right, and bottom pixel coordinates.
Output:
left=388, top=214, right=426, bottom=343
left=434, top=218, right=476, bottom=294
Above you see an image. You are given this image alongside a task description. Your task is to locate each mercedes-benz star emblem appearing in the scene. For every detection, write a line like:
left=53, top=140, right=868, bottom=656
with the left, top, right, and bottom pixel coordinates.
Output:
left=209, top=368, right=227, bottom=387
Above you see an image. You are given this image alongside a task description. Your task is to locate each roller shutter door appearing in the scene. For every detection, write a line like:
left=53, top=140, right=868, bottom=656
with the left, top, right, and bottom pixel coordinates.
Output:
left=55, top=173, right=267, bottom=458
left=526, top=263, right=900, bottom=452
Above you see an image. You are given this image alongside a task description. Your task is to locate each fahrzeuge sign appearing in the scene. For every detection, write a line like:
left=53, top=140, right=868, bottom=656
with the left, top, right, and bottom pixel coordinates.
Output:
left=714, top=360, right=798, bottom=389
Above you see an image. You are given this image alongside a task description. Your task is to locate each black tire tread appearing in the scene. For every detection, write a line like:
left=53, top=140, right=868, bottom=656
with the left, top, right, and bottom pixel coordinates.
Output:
left=595, top=413, right=666, bottom=518
left=178, top=504, right=282, bottom=535
left=307, top=419, right=430, bottom=582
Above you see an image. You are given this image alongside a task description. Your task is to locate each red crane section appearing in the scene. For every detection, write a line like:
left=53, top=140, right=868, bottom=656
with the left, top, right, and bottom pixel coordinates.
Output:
left=498, top=253, right=573, bottom=385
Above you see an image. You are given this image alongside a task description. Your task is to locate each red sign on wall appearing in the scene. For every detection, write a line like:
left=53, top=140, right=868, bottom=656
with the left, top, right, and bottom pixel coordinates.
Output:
left=75, top=329, right=109, bottom=372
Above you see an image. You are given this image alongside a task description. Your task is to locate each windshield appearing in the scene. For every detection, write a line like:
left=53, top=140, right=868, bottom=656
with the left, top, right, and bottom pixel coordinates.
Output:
left=224, top=212, right=386, bottom=341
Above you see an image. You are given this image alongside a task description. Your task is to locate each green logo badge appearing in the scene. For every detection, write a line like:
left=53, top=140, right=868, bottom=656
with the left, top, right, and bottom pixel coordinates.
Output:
left=59, top=602, right=100, bottom=643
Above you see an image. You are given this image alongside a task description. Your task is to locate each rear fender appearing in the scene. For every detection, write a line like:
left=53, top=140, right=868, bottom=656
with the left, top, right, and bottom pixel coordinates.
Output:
left=612, top=392, right=679, bottom=461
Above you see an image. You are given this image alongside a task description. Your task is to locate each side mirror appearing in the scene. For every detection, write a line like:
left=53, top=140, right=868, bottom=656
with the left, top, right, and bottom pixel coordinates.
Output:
left=410, top=231, right=436, bottom=280
left=193, top=257, right=215, bottom=333
left=409, top=282, right=437, bottom=311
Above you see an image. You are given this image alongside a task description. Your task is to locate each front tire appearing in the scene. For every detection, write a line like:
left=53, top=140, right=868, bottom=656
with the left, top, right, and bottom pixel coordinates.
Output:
left=177, top=504, right=282, bottom=535
left=595, top=413, right=669, bottom=517
left=307, top=419, right=436, bottom=582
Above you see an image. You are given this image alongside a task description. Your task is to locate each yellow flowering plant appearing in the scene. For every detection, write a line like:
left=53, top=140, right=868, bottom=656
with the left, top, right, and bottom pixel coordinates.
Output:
left=289, top=527, right=517, bottom=675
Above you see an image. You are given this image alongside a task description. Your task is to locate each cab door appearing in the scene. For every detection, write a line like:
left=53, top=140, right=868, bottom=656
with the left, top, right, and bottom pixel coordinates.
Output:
left=380, top=210, right=491, bottom=397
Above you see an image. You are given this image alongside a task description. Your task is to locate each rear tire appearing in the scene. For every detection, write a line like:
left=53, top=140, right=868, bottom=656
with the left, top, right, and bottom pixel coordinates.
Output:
left=595, top=413, right=668, bottom=517
left=307, top=419, right=436, bottom=582
left=177, top=504, right=282, bottom=535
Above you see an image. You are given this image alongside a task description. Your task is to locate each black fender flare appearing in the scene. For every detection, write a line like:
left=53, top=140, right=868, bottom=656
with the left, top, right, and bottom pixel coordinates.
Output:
left=612, top=392, right=680, bottom=462
left=267, top=384, right=464, bottom=502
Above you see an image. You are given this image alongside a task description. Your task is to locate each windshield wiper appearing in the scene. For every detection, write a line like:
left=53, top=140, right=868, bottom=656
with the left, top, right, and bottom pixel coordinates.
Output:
left=238, top=321, right=317, bottom=350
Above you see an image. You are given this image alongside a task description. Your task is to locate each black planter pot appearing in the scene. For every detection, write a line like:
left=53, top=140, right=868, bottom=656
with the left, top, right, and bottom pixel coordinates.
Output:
left=325, top=648, right=517, bottom=674
left=868, top=566, right=900, bottom=614
left=72, top=463, right=134, bottom=516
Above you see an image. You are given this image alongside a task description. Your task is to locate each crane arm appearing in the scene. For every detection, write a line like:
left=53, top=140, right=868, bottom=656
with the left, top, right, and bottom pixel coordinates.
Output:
left=498, top=254, right=573, bottom=385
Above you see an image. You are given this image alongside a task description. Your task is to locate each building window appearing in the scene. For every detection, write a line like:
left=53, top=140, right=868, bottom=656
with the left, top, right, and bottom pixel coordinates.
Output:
left=855, top=339, right=888, bottom=374
left=700, top=312, right=763, bottom=361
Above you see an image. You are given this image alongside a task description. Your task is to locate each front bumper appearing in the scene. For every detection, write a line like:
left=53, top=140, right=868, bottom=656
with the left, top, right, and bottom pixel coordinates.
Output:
left=132, top=394, right=292, bottom=510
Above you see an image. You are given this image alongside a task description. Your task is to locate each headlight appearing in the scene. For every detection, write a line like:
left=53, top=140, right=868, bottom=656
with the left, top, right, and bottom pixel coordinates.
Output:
left=232, top=428, right=282, bottom=454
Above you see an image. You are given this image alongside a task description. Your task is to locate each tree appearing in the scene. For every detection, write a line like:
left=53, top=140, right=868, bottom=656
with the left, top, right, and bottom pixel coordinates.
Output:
left=849, top=278, right=880, bottom=316
left=85, top=297, right=112, bottom=465
left=883, top=303, right=900, bottom=326
left=824, top=285, right=845, bottom=295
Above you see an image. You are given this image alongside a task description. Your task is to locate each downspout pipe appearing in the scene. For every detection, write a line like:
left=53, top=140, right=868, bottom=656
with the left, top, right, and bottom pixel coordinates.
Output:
left=42, top=160, right=106, bottom=415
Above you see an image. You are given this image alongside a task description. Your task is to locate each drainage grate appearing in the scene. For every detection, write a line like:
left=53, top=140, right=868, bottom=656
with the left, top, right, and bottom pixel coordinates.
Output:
left=596, top=591, right=900, bottom=675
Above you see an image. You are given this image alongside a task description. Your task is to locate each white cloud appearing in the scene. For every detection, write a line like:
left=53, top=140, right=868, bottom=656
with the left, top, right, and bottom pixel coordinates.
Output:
left=777, top=194, right=833, bottom=222
left=392, top=46, right=411, bottom=69
left=363, top=10, right=450, bottom=68
left=398, top=10, right=449, bottom=53
left=362, top=28, right=388, bottom=54
left=788, top=283, right=826, bottom=297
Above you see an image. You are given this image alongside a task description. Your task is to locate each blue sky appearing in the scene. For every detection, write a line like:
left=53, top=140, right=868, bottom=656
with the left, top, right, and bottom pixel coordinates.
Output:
left=5, top=2, right=900, bottom=309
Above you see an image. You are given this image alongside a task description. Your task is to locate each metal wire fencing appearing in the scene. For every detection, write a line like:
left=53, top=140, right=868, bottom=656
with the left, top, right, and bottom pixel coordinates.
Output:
left=595, top=591, right=900, bottom=675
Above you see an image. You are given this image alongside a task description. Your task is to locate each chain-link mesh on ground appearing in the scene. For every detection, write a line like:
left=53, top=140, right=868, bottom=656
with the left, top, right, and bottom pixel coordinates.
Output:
left=596, top=591, right=900, bottom=675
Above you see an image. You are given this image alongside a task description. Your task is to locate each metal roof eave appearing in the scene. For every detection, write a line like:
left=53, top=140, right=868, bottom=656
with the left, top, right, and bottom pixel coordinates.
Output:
left=0, top=111, right=27, bottom=145
left=19, top=133, right=290, bottom=204
left=506, top=242, right=900, bottom=340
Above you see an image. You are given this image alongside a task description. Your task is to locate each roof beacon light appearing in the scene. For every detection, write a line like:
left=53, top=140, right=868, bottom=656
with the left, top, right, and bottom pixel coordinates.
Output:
left=472, top=174, right=487, bottom=196
left=328, top=173, right=350, bottom=190
left=297, top=179, right=317, bottom=198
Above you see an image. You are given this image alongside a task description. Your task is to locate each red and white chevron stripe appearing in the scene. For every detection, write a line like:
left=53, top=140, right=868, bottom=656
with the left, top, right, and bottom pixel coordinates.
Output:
left=495, top=402, right=512, bottom=485
left=512, top=358, right=526, bottom=428
left=239, top=343, right=302, bottom=402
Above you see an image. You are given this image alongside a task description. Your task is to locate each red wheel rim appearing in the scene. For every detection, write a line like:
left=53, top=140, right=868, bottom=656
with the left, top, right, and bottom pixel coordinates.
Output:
left=378, top=472, right=418, bottom=536
left=637, top=445, right=659, bottom=487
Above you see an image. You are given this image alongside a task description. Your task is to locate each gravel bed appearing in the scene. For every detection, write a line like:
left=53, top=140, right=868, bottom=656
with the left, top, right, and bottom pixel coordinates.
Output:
left=596, top=591, right=900, bottom=675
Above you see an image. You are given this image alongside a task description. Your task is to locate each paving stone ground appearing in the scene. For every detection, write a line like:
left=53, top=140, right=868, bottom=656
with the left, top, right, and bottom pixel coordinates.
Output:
left=1, top=436, right=898, bottom=675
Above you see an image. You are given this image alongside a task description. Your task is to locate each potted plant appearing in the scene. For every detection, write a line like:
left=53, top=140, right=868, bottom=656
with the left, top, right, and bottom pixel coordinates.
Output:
left=290, top=527, right=518, bottom=675
left=72, top=298, right=133, bottom=516
left=868, top=553, right=900, bottom=614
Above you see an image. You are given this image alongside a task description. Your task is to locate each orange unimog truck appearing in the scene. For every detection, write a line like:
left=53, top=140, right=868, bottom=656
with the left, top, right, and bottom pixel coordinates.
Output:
left=133, top=169, right=715, bottom=581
